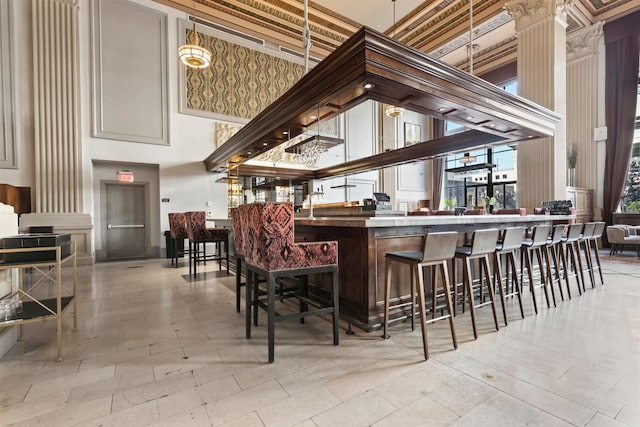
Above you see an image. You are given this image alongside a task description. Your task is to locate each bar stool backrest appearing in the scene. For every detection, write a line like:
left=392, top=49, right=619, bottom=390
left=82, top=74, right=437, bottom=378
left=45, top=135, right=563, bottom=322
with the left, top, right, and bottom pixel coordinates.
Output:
left=566, top=223, right=584, bottom=242
left=550, top=224, right=565, bottom=244
left=581, top=222, right=596, bottom=239
left=592, top=222, right=605, bottom=239
left=469, top=228, right=499, bottom=255
left=184, top=211, right=207, bottom=241
left=500, top=227, right=527, bottom=251
left=230, top=208, right=244, bottom=255
left=530, top=224, right=551, bottom=247
left=168, top=213, right=188, bottom=239
left=421, top=231, right=458, bottom=262
left=567, top=223, right=583, bottom=242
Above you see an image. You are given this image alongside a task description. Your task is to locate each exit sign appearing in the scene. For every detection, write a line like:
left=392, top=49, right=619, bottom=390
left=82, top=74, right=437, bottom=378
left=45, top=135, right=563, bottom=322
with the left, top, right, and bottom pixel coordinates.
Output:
left=117, top=170, right=134, bottom=183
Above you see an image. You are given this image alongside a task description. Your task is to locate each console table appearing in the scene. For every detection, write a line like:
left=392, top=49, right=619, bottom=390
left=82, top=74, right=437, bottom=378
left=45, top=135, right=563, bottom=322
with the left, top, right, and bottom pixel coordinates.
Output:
left=0, top=242, right=77, bottom=361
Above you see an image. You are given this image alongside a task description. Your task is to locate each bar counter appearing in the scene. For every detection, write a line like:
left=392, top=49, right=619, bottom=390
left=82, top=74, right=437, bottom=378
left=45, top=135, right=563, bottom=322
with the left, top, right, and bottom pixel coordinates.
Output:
left=220, top=213, right=574, bottom=332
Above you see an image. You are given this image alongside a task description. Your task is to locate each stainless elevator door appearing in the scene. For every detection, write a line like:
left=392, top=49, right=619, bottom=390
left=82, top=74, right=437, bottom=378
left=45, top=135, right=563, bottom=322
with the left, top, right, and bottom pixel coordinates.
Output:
left=105, top=183, right=146, bottom=259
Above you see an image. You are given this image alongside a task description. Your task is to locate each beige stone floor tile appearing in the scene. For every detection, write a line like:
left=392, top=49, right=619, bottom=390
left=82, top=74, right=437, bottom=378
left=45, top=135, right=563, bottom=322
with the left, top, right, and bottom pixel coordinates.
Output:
left=149, top=406, right=213, bottom=427
left=257, top=386, right=341, bottom=427
left=616, top=404, right=640, bottom=426
left=218, top=412, right=265, bottom=427
left=0, top=390, right=69, bottom=425
left=25, top=364, right=116, bottom=401
left=373, top=359, right=463, bottom=409
left=586, top=413, right=629, bottom=427
left=8, top=396, right=112, bottom=427
left=157, top=387, right=204, bottom=419
left=526, top=411, right=575, bottom=427
left=233, top=357, right=304, bottom=390
left=311, top=390, right=397, bottom=427
left=75, top=399, right=160, bottom=427
left=277, top=361, right=349, bottom=396
left=206, top=380, right=289, bottom=425
left=372, top=396, right=458, bottom=427
left=447, top=403, right=526, bottom=427
left=111, top=370, right=197, bottom=413
left=196, top=375, right=242, bottom=404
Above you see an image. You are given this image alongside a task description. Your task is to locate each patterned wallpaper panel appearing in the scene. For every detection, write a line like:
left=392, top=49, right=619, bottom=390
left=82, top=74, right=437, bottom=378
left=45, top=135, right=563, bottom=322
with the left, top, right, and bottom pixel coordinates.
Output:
left=185, top=30, right=305, bottom=120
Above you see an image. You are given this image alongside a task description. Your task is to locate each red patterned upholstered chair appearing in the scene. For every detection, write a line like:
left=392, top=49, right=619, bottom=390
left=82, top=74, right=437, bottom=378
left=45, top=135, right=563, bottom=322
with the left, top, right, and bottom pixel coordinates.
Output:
left=168, top=213, right=188, bottom=268
left=184, top=211, right=229, bottom=277
left=242, top=202, right=339, bottom=363
left=230, top=208, right=246, bottom=312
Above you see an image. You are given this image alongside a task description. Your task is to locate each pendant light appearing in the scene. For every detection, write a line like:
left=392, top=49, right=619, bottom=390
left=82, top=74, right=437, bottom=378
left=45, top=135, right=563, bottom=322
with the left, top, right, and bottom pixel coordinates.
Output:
left=385, top=0, right=404, bottom=118
left=178, top=1, right=212, bottom=69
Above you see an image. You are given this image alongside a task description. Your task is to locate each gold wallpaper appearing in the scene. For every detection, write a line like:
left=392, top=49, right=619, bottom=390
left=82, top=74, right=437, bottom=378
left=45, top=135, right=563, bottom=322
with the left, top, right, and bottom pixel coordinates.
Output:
left=185, top=31, right=306, bottom=120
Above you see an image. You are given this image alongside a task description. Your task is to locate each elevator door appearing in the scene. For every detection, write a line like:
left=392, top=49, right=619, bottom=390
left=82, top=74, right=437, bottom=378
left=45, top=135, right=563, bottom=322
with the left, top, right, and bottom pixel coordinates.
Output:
left=105, top=183, right=147, bottom=259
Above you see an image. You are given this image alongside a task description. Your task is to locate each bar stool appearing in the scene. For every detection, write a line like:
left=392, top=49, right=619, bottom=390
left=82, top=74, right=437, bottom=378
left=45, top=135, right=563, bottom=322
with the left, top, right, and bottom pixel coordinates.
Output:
left=168, top=213, right=188, bottom=268
left=185, top=211, right=229, bottom=278
left=545, top=224, right=571, bottom=301
left=230, top=208, right=246, bottom=313
left=586, top=222, right=605, bottom=285
left=493, top=227, right=526, bottom=326
left=454, top=228, right=500, bottom=340
left=383, top=231, right=458, bottom=360
left=521, top=224, right=553, bottom=312
left=561, top=223, right=585, bottom=295
left=578, top=222, right=597, bottom=289
left=243, top=202, right=339, bottom=363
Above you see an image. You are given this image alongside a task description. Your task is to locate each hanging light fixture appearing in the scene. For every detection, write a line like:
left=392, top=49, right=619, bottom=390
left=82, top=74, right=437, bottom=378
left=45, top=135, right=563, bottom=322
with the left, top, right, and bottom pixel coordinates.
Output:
left=385, top=0, right=404, bottom=118
left=178, top=1, right=211, bottom=69
left=460, top=152, right=477, bottom=164
left=384, top=105, right=405, bottom=117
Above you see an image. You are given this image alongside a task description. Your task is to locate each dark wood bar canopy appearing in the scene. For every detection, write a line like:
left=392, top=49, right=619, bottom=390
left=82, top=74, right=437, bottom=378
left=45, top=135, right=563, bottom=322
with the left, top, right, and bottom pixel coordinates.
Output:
left=203, top=26, right=561, bottom=176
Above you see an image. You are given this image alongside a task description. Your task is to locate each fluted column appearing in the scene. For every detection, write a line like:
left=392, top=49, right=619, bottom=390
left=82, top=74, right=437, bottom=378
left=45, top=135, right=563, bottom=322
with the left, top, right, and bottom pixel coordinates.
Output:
left=566, top=22, right=603, bottom=192
left=32, top=0, right=82, bottom=213
left=505, top=0, right=570, bottom=211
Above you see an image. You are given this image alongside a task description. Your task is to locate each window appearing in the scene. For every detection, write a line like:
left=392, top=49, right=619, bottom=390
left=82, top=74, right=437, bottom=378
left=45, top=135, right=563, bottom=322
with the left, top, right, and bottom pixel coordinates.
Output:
left=621, top=75, right=640, bottom=212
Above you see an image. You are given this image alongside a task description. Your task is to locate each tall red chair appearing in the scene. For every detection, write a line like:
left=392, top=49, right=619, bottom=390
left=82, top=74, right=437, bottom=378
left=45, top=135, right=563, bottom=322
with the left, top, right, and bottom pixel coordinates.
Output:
left=241, top=202, right=339, bottom=363
left=184, top=211, right=229, bottom=277
left=230, top=208, right=246, bottom=312
left=168, top=213, right=188, bottom=268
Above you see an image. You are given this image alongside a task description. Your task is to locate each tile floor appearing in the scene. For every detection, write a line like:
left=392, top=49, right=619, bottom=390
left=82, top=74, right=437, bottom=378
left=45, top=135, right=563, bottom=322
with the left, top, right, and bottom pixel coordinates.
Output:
left=0, top=254, right=638, bottom=426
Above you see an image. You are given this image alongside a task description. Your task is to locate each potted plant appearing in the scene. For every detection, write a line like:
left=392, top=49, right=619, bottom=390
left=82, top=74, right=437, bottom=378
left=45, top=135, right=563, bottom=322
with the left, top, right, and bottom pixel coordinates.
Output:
left=567, top=143, right=578, bottom=187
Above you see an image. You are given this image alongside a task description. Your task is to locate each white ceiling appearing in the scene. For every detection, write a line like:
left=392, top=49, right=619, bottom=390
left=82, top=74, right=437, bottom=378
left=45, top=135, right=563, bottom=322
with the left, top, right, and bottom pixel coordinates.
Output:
left=313, top=0, right=425, bottom=33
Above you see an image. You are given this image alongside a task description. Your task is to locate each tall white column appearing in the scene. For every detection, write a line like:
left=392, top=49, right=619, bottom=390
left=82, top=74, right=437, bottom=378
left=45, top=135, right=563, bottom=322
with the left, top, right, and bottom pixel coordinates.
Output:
left=22, top=0, right=93, bottom=264
left=32, top=0, right=82, bottom=213
left=566, top=23, right=603, bottom=213
left=505, top=0, right=571, bottom=211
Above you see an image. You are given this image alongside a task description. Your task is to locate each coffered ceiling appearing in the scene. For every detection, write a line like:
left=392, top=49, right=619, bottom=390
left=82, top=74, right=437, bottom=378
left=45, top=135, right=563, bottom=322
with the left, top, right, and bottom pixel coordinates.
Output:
left=155, top=0, right=639, bottom=75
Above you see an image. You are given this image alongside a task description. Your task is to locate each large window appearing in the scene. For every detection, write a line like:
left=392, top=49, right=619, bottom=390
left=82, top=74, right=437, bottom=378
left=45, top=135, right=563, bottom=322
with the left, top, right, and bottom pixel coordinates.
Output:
left=443, top=146, right=518, bottom=210
left=442, top=80, right=518, bottom=210
left=621, top=76, right=640, bottom=212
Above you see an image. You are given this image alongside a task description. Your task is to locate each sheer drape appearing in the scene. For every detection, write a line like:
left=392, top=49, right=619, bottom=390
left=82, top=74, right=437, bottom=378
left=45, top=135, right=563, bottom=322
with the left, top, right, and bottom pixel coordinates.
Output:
left=603, top=12, right=640, bottom=226
left=430, top=119, right=445, bottom=209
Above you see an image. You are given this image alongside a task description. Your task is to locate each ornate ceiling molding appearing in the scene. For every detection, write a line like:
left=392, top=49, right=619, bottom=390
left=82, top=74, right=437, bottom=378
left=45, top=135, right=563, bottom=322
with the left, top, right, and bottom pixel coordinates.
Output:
left=504, top=0, right=573, bottom=33
left=566, top=21, right=603, bottom=62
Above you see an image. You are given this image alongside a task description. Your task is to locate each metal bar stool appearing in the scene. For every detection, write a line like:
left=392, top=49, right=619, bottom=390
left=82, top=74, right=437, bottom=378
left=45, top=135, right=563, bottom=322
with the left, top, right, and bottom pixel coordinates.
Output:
left=383, top=231, right=458, bottom=360
left=545, top=224, right=571, bottom=301
left=454, top=228, right=500, bottom=340
left=521, top=225, right=554, bottom=312
left=493, top=227, right=526, bottom=326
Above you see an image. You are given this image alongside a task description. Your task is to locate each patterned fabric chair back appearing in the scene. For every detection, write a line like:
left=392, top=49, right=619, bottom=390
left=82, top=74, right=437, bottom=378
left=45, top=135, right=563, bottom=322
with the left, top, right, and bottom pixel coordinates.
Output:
left=243, top=202, right=337, bottom=271
left=230, top=207, right=245, bottom=255
left=168, top=213, right=188, bottom=239
left=184, top=211, right=207, bottom=241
